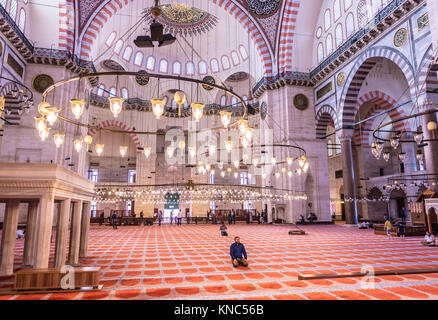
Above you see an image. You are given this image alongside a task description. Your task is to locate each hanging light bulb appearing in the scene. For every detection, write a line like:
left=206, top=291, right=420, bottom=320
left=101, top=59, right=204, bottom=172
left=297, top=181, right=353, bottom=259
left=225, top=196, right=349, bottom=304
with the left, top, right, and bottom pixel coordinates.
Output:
left=219, top=110, right=232, bottom=128
left=253, top=159, right=258, bottom=167
left=303, top=162, right=309, bottom=173
left=237, top=119, right=248, bottom=135
left=275, top=172, right=280, bottom=179
left=398, top=152, right=406, bottom=162
left=70, top=99, right=86, bottom=120
left=241, top=136, right=249, bottom=149
left=234, top=172, right=238, bottom=179
left=383, top=152, right=390, bottom=162
left=53, top=133, right=65, bottom=148
left=244, top=126, right=253, bottom=141
left=262, top=172, right=266, bottom=179
left=233, top=160, right=239, bottom=168
left=144, top=147, right=152, bottom=158
left=188, top=147, right=196, bottom=158
left=151, top=98, right=165, bottom=119
left=205, top=164, right=211, bottom=171
left=84, top=134, right=93, bottom=151
left=390, top=137, right=399, bottom=149
left=95, top=143, right=104, bottom=156
left=210, top=169, right=215, bottom=176
left=119, top=145, right=128, bottom=157
left=167, top=145, right=175, bottom=158
left=248, top=173, right=252, bottom=179
left=287, top=157, right=293, bottom=165
left=218, top=162, right=224, bottom=170
left=225, top=139, right=233, bottom=152
left=299, top=156, right=307, bottom=168
left=414, top=131, right=423, bottom=145
left=108, top=97, right=124, bottom=118
left=178, top=140, right=186, bottom=152
left=227, top=167, right=232, bottom=174
left=208, top=144, right=216, bottom=155
left=221, top=171, right=226, bottom=177
left=35, top=116, right=46, bottom=132
left=74, top=139, right=83, bottom=152
left=281, top=167, right=286, bottom=175
left=288, top=170, right=292, bottom=177
left=46, top=106, right=60, bottom=125
left=191, top=102, right=205, bottom=122
left=39, top=126, right=50, bottom=142
left=242, top=153, right=248, bottom=161
left=297, top=168, right=302, bottom=176
left=271, top=156, right=277, bottom=165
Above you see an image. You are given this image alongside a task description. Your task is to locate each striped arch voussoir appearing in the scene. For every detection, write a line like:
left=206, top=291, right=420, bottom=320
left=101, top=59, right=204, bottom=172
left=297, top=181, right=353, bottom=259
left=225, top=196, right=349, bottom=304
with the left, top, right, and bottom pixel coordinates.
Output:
left=277, top=0, right=300, bottom=74
left=80, top=0, right=273, bottom=77
left=59, top=0, right=75, bottom=52
left=315, top=105, right=338, bottom=139
left=88, top=119, right=142, bottom=152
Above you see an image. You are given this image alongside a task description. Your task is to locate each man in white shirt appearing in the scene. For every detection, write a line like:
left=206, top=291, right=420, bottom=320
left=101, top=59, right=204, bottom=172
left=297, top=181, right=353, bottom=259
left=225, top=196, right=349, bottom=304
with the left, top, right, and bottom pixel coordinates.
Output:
left=421, top=231, right=436, bottom=246
left=16, top=228, right=25, bottom=239
left=177, top=210, right=182, bottom=225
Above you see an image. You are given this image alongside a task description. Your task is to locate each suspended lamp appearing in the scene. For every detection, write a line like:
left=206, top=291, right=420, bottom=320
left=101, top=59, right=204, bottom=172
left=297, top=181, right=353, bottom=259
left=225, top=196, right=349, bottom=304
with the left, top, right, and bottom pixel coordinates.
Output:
left=151, top=98, right=165, bottom=119
left=234, top=172, right=238, bottom=179
left=95, top=143, right=105, bottom=156
left=427, top=121, right=437, bottom=139
left=174, top=91, right=186, bottom=117
left=237, top=119, right=248, bottom=135
left=167, top=145, right=175, bottom=158
left=84, top=134, right=93, bottom=151
left=120, top=146, right=128, bottom=157
left=383, top=152, right=390, bottom=162
left=414, top=131, right=423, bottom=145
left=281, top=167, right=286, bottom=174
left=70, top=99, right=86, bottom=120
left=144, top=147, right=152, bottom=158
left=191, top=102, right=205, bottom=122
left=218, top=162, right=224, bottom=170
left=53, top=133, right=65, bottom=148
left=288, top=170, right=292, bottom=177
left=271, top=157, right=277, bottom=165
left=227, top=167, right=232, bottom=174
left=221, top=171, right=226, bottom=177
left=275, top=172, right=280, bottom=179
left=208, top=144, right=216, bottom=155
left=74, top=139, right=83, bottom=152
left=398, top=152, right=406, bottom=162
left=244, top=126, right=253, bottom=141
left=46, top=106, right=60, bottom=125
left=241, top=136, right=249, bottom=149
left=188, top=147, right=196, bottom=158
left=225, top=139, right=233, bottom=152
left=108, top=97, right=124, bottom=118
left=39, top=126, right=50, bottom=142
left=253, top=159, right=258, bottom=167
left=35, top=116, right=46, bottom=132
left=210, top=169, right=215, bottom=176
left=219, top=110, right=232, bottom=127
left=390, top=137, right=399, bottom=149
left=242, top=153, right=248, bottom=161
left=297, top=168, right=302, bottom=176
left=303, top=162, right=309, bottom=173
left=179, top=140, right=186, bottom=152
left=205, top=164, right=211, bottom=171
left=233, top=160, right=239, bottom=168
left=287, top=157, right=293, bottom=165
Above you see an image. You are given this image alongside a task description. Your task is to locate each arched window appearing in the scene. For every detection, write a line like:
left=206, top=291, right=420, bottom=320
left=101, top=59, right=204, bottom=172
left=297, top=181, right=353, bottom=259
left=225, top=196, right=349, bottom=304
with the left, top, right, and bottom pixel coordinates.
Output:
left=220, top=95, right=227, bottom=106
left=357, top=1, right=368, bottom=28
left=18, top=8, right=25, bottom=32
left=221, top=56, right=230, bottom=70
left=326, top=34, right=333, bottom=55
left=345, top=13, right=355, bottom=37
left=316, top=27, right=323, bottom=39
left=122, top=46, right=132, bottom=61
left=324, top=9, right=331, bottom=31
left=146, top=56, right=155, bottom=70
left=186, top=61, right=194, bottom=75
left=317, top=42, right=324, bottom=63
left=239, top=45, right=248, bottom=60
left=10, top=0, right=17, bottom=21
left=231, top=97, right=238, bottom=107
left=121, top=88, right=129, bottom=100
left=198, top=61, right=207, bottom=75
left=159, top=59, right=168, bottom=73
left=113, top=39, right=123, bottom=54
left=335, top=135, right=341, bottom=154
left=231, top=51, right=240, bottom=66
left=210, top=59, right=219, bottom=73
left=335, top=24, right=343, bottom=47
left=109, top=87, right=116, bottom=97
left=96, top=84, right=105, bottom=96
left=328, top=139, right=333, bottom=157
left=344, top=0, right=352, bottom=10
left=172, top=61, right=181, bottom=74
left=106, top=31, right=116, bottom=47
left=242, top=96, right=248, bottom=105
left=134, top=52, right=143, bottom=66
left=334, top=0, right=341, bottom=21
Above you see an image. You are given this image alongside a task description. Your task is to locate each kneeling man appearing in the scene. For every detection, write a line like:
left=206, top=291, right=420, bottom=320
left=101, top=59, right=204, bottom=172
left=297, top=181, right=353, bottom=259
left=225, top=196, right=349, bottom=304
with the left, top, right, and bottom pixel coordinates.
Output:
left=230, top=236, right=248, bottom=267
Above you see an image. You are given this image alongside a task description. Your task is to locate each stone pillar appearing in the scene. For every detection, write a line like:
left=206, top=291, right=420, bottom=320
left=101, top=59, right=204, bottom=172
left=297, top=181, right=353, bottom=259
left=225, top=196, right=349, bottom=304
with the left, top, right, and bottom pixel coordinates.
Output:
left=54, top=199, right=71, bottom=268
left=339, top=130, right=358, bottom=225
left=23, top=201, right=38, bottom=266
left=79, top=202, right=91, bottom=258
left=421, top=112, right=438, bottom=178
left=0, top=200, right=20, bottom=275
left=401, top=134, right=417, bottom=174
left=34, top=193, right=55, bottom=269
left=68, top=200, right=82, bottom=265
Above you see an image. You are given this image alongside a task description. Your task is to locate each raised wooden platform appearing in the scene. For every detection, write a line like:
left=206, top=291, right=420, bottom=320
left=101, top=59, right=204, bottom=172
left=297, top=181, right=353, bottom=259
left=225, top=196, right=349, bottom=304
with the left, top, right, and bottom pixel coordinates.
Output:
left=374, top=225, right=427, bottom=237
left=298, top=268, right=438, bottom=280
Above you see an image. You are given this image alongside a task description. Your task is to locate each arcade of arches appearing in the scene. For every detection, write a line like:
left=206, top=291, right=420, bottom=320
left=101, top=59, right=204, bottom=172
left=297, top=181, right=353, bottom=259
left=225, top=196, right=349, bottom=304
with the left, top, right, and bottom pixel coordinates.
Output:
left=0, top=0, right=438, bottom=301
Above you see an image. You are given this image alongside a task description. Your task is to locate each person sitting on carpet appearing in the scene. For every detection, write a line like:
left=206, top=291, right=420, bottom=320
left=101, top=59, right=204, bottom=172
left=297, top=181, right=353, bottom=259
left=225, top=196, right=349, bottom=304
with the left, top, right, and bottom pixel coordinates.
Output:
left=230, top=236, right=248, bottom=267
left=359, top=221, right=370, bottom=229
left=16, top=227, right=25, bottom=239
left=220, top=222, right=228, bottom=236
left=421, top=231, right=435, bottom=246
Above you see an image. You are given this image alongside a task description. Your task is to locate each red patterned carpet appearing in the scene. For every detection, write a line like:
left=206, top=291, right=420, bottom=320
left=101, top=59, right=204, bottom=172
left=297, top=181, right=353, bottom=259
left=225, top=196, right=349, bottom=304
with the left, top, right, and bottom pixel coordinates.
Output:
left=2, top=224, right=438, bottom=300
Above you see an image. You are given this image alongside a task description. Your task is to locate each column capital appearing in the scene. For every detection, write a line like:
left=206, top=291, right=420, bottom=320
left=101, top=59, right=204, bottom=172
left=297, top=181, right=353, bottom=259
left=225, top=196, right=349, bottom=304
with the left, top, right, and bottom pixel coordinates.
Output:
left=338, top=129, right=354, bottom=142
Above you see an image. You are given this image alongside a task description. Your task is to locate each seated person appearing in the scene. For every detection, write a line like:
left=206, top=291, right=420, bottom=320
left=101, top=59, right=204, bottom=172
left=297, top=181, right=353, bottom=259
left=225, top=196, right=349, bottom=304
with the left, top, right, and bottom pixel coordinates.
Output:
left=421, top=231, right=436, bottom=246
left=230, top=236, right=248, bottom=267
left=16, top=228, right=25, bottom=239
left=299, top=214, right=306, bottom=225
left=358, top=221, right=369, bottom=229
left=220, top=222, right=228, bottom=236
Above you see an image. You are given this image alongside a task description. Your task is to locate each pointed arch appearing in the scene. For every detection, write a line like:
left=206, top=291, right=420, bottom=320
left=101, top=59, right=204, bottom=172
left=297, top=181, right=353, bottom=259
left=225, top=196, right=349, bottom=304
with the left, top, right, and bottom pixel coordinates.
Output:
left=315, top=105, right=338, bottom=139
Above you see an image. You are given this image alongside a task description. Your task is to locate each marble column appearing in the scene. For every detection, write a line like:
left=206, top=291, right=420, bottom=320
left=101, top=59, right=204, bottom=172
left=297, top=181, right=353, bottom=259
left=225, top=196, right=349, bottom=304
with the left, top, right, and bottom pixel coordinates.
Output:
left=23, top=201, right=38, bottom=266
left=34, top=193, right=55, bottom=269
left=68, top=200, right=82, bottom=265
left=54, top=199, right=71, bottom=268
left=79, top=202, right=91, bottom=258
left=0, top=200, right=20, bottom=275
left=339, top=130, right=358, bottom=225
left=421, top=112, right=438, bottom=178
left=401, top=134, right=417, bottom=174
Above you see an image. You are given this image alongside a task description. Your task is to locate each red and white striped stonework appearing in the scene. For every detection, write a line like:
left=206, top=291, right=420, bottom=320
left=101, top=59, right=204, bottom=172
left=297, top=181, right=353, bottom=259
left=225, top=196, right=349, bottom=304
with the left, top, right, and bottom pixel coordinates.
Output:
left=59, top=0, right=75, bottom=52
left=278, top=0, right=300, bottom=74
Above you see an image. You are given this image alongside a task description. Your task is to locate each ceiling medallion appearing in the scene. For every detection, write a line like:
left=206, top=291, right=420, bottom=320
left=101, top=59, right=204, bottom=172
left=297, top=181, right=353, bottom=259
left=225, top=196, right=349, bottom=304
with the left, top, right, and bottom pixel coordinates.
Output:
left=394, top=28, right=408, bottom=48
left=246, top=0, right=281, bottom=16
left=144, top=3, right=218, bottom=36
left=260, top=101, right=267, bottom=120
left=32, top=74, right=54, bottom=94
left=202, top=76, right=215, bottom=91
left=293, top=94, right=309, bottom=111
left=136, top=70, right=150, bottom=86
left=336, top=72, right=346, bottom=87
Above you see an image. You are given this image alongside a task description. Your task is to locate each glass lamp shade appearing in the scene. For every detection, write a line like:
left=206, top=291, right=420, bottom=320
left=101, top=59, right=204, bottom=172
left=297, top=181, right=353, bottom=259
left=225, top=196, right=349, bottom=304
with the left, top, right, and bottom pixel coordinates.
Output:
left=144, top=147, right=152, bottom=158
left=225, top=140, right=233, bottom=152
left=174, top=91, right=186, bottom=105
left=218, top=162, right=224, bottom=170
left=108, top=97, right=124, bottom=118
left=167, top=145, right=175, bottom=158
left=233, top=160, right=239, bottom=168
left=287, top=157, right=293, bottom=165
left=262, top=172, right=266, bottom=179
left=35, top=116, right=46, bottom=132
left=398, top=152, right=406, bottom=162
left=375, top=142, right=384, bottom=154
left=188, top=147, right=195, bottom=157
left=244, top=127, right=253, bottom=141
left=271, top=157, right=277, bottom=165
left=221, top=171, right=226, bottom=177
left=178, top=140, right=186, bottom=151
left=191, top=102, right=205, bottom=122
left=427, top=121, right=437, bottom=132
left=237, top=119, right=248, bottom=135
left=288, top=170, right=292, bottom=177
left=70, top=99, right=86, bottom=120
left=46, top=106, right=60, bottom=126
left=383, top=152, right=390, bottom=162
left=95, top=144, right=104, bottom=156
left=241, top=137, right=249, bottom=149
left=219, top=110, right=232, bottom=127
left=416, top=152, right=424, bottom=162
left=275, top=172, right=280, bottom=179
left=297, top=168, right=302, bottom=176
left=303, top=162, right=309, bottom=172
left=74, top=139, right=83, bottom=152
left=242, top=153, right=248, bottom=161
left=38, top=101, right=51, bottom=116
left=84, top=134, right=93, bottom=146
left=234, top=172, right=238, bottom=179
left=39, top=126, right=50, bottom=142
left=281, top=167, right=286, bottom=174
left=120, top=145, right=128, bottom=157
left=53, top=133, right=65, bottom=148
left=227, top=167, right=232, bottom=173
left=151, top=98, right=165, bottom=119
left=390, top=137, right=399, bottom=149
left=414, top=132, right=423, bottom=145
